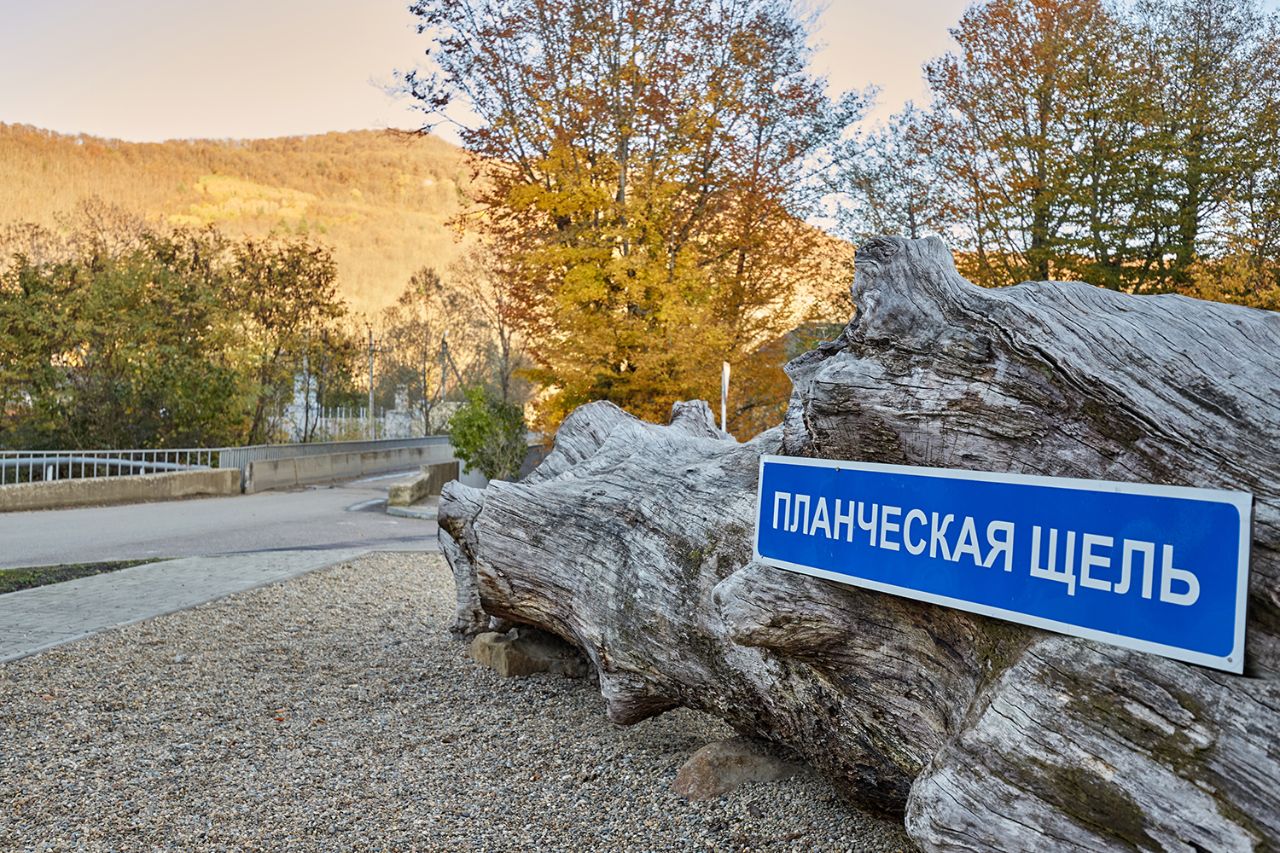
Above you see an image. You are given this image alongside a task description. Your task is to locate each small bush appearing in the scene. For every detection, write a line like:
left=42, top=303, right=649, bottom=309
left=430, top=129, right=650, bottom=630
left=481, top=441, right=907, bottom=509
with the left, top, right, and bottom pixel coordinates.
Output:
left=448, top=387, right=527, bottom=482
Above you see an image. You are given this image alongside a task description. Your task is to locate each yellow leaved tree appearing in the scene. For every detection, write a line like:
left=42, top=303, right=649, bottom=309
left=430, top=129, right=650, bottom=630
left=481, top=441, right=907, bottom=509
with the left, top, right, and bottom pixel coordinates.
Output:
left=404, top=0, right=863, bottom=434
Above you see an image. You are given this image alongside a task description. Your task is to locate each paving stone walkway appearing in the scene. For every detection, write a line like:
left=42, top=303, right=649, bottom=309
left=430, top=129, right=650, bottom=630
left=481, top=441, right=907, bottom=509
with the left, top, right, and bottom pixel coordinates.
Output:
left=0, top=548, right=367, bottom=663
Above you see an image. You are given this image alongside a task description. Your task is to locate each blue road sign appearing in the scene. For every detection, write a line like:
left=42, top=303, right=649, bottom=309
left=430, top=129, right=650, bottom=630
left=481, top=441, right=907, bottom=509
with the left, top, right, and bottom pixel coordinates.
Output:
left=753, top=456, right=1253, bottom=672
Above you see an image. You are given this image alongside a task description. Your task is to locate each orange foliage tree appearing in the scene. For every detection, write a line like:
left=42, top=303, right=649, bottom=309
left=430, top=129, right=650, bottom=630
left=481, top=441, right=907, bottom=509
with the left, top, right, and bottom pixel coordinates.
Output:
left=403, top=0, right=863, bottom=433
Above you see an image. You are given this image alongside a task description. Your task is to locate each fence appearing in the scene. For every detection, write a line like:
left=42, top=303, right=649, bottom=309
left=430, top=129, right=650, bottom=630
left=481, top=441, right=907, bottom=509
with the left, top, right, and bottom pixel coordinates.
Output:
left=0, top=433, right=545, bottom=490
left=0, top=449, right=218, bottom=486
left=0, top=437, right=452, bottom=487
left=282, top=404, right=461, bottom=443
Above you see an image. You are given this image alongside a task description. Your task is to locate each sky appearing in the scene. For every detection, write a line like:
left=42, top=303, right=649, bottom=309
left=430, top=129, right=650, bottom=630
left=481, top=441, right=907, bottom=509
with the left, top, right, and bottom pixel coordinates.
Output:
left=0, top=0, right=969, bottom=143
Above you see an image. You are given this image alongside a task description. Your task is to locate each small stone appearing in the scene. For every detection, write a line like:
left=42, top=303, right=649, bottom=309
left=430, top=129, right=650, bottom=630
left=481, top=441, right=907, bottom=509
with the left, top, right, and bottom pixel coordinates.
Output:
left=468, top=627, right=587, bottom=678
left=672, top=737, right=803, bottom=801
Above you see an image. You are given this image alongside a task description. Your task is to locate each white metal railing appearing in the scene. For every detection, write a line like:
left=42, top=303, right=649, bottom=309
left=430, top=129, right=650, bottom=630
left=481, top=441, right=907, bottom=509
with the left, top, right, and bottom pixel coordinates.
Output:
left=0, top=437, right=455, bottom=487
left=0, top=448, right=217, bottom=486
left=0, top=433, right=541, bottom=487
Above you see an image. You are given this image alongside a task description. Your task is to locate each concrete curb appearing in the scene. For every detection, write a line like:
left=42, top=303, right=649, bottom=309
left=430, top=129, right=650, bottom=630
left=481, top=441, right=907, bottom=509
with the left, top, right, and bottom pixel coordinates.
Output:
left=386, top=503, right=438, bottom=521
left=387, top=461, right=459, bottom=507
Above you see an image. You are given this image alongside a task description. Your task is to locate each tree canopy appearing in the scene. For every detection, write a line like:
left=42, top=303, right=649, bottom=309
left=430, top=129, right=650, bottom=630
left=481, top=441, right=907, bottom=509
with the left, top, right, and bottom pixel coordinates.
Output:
left=405, top=0, right=863, bottom=432
left=0, top=205, right=359, bottom=449
left=838, top=0, right=1280, bottom=303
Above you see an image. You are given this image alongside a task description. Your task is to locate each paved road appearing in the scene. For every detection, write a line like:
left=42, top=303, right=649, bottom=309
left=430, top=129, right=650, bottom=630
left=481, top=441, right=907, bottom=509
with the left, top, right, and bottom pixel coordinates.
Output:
left=0, top=471, right=437, bottom=569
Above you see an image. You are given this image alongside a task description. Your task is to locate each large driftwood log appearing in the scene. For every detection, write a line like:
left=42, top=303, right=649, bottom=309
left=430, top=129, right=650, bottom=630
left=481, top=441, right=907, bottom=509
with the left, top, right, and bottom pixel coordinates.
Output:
left=439, top=236, right=1280, bottom=850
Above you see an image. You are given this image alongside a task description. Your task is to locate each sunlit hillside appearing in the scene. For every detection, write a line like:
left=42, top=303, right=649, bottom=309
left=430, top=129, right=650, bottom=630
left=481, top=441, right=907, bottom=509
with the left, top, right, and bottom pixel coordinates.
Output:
left=0, top=124, right=473, bottom=316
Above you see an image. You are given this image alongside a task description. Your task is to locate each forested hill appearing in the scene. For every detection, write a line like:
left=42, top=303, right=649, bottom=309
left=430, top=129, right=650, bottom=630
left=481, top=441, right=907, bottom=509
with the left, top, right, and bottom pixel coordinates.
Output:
left=0, top=124, right=473, bottom=316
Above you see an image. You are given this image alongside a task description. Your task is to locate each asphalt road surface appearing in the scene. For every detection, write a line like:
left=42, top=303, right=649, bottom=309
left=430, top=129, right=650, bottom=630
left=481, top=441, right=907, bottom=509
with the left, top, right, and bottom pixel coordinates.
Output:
left=0, top=470, right=438, bottom=569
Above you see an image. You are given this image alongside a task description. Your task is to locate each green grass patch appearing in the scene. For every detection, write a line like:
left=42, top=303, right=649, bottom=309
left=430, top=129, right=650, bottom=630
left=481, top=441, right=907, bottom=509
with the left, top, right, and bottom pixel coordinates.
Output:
left=0, top=559, right=159, bottom=595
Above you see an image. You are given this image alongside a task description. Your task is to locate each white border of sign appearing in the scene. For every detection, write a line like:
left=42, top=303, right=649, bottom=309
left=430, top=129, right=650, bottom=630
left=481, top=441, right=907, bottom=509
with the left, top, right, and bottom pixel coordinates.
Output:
left=753, top=455, right=1254, bottom=673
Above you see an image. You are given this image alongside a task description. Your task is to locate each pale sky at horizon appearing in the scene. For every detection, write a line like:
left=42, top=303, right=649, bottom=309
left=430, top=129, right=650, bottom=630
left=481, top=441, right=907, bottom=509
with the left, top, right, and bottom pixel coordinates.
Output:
left=0, top=1, right=969, bottom=144
left=0, top=0, right=962, bottom=144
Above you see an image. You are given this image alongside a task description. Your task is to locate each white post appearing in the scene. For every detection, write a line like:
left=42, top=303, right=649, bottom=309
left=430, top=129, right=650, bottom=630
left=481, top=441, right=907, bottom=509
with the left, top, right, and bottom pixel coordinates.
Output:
left=720, top=361, right=730, bottom=433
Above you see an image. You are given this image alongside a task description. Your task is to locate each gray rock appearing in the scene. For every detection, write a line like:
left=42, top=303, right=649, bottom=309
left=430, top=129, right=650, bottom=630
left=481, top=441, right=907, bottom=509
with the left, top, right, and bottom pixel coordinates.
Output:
left=673, top=738, right=802, bottom=800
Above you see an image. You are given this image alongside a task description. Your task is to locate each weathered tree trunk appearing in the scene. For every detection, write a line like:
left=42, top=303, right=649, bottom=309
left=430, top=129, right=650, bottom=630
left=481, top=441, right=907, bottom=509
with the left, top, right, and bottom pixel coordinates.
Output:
left=438, top=236, right=1280, bottom=851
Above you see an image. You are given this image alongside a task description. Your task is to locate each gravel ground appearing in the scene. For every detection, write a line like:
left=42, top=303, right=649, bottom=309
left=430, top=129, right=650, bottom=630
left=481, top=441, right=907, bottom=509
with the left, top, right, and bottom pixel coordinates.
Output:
left=0, top=552, right=913, bottom=852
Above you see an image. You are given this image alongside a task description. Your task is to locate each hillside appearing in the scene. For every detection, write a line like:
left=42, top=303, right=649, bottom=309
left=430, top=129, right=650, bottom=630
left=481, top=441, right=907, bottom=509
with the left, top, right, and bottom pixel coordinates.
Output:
left=0, top=124, right=474, bottom=316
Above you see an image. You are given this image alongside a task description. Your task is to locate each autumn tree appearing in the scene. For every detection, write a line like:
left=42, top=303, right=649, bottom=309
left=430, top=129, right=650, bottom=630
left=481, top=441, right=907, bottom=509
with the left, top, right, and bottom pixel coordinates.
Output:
left=922, top=0, right=1134, bottom=286
left=380, top=265, right=481, bottom=433
left=404, top=0, right=863, bottom=432
left=0, top=211, right=247, bottom=449
left=378, top=251, right=531, bottom=434
left=832, top=101, right=947, bottom=242
left=293, top=325, right=362, bottom=442
left=1129, top=0, right=1280, bottom=289
left=230, top=235, right=348, bottom=444
left=854, top=0, right=1280, bottom=304
left=0, top=201, right=359, bottom=450
left=447, top=244, right=530, bottom=404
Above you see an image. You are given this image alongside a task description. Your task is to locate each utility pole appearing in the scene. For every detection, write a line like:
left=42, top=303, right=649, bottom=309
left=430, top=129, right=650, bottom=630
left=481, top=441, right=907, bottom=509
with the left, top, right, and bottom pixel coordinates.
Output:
left=439, top=331, right=450, bottom=409
left=433, top=331, right=468, bottom=435
left=366, top=325, right=388, bottom=439
left=437, top=331, right=467, bottom=401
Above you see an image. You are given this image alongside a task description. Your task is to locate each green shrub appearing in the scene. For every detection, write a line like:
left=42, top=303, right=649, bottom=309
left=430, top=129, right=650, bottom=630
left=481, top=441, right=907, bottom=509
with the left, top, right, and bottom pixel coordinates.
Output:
left=448, top=386, right=526, bottom=482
